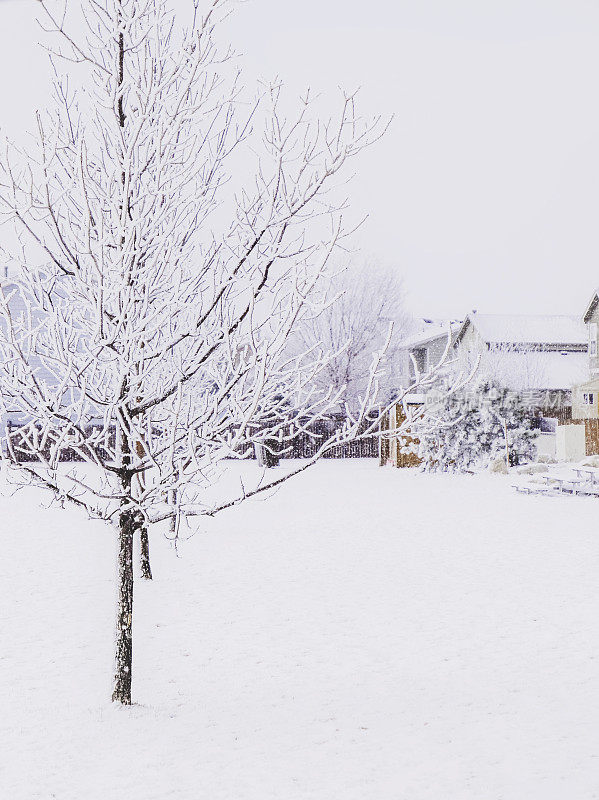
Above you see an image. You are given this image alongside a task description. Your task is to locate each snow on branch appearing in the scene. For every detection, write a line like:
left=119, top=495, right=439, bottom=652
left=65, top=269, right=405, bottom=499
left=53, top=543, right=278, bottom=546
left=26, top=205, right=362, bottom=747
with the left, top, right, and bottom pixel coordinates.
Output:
left=0, top=0, right=400, bottom=534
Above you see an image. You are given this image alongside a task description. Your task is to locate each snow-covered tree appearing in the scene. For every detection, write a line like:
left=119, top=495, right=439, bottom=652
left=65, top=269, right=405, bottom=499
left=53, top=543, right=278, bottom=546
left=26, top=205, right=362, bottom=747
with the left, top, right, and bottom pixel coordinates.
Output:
left=416, top=380, right=538, bottom=472
left=287, top=260, right=412, bottom=411
left=0, top=0, right=397, bottom=704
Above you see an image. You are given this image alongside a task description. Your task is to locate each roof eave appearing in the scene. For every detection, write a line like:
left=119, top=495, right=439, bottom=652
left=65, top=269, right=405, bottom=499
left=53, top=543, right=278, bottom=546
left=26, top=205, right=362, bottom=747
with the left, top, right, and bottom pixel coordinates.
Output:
left=453, top=316, right=472, bottom=348
left=583, top=292, right=599, bottom=324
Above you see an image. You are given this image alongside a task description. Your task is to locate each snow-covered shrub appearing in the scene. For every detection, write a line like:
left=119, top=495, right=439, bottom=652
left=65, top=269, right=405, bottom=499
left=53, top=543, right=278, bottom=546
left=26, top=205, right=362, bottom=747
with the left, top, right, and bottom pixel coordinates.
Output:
left=536, top=453, right=558, bottom=464
left=516, top=463, right=549, bottom=475
left=415, top=380, right=538, bottom=472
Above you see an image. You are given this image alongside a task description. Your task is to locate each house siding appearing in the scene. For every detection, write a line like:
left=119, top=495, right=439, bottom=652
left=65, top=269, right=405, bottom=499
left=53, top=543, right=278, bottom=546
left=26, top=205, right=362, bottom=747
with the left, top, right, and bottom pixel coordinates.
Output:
left=407, top=333, right=455, bottom=383
left=586, top=304, right=599, bottom=376
left=454, top=324, right=487, bottom=370
left=571, top=377, right=599, bottom=420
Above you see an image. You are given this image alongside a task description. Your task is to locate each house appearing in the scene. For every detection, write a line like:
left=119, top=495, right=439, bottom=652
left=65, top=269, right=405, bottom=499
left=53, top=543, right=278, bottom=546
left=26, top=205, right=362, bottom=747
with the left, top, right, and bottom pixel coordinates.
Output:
left=379, top=318, right=461, bottom=467
left=453, top=312, right=588, bottom=419
left=571, top=290, right=599, bottom=420
left=398, top=319, right=462, bottom=386
left=384, top=310, right=589, bottom=467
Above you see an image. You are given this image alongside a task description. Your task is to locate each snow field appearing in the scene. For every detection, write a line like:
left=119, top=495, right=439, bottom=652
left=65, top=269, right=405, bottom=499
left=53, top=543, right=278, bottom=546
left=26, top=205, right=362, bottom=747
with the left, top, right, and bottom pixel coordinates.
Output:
left=1, top=459, right=599, bottom=799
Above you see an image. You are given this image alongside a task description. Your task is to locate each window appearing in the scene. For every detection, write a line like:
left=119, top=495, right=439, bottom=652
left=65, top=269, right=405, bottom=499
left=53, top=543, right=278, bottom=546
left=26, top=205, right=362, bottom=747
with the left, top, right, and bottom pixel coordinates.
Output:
left=583, top=392, right=595, bottom=405
left=412, top=348, right=427, bottom=375
left=590, top=323, right=598, bottom=357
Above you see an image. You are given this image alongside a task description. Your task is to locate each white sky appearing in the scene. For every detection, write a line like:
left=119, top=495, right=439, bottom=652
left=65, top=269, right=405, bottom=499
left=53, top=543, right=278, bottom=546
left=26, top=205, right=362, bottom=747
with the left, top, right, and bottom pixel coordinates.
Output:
left=0, top=0, right=598, bottom=319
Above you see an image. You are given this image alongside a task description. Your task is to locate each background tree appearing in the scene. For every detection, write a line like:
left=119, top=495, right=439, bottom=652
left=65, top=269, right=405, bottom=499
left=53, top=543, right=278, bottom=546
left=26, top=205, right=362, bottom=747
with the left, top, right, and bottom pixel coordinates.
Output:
left=0, top=0, right=395, bottom=704
left=288, top=260, right=412, bottom=412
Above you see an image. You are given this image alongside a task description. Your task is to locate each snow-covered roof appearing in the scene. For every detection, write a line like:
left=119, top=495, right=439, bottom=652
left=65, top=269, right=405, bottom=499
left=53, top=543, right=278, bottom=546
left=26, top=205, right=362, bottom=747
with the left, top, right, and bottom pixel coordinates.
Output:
left=400, top=320, right=462, bottom=349
left=455, top=313, right=587, bottom=348
left=474, top=349, right=589, bottom=391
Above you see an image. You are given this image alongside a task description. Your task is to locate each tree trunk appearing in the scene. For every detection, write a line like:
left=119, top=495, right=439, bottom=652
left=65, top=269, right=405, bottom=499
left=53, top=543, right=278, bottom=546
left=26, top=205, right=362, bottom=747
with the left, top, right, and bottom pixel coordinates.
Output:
left=169, top=487, right=178, bottom=536
left=502, top=417, right=510, bottom=468
left=139, top=524, right=152, bottom=580
left=113, top=506, right=134, bottom=704
left=112, top=3, right=136, bottom=706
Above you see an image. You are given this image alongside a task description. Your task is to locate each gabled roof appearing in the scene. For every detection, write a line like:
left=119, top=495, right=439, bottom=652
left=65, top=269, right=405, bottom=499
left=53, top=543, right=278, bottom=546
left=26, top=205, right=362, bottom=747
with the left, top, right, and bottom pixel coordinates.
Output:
left=454, top=313, right=587, bottom=348
left=583, top=290, right=599, bottom=323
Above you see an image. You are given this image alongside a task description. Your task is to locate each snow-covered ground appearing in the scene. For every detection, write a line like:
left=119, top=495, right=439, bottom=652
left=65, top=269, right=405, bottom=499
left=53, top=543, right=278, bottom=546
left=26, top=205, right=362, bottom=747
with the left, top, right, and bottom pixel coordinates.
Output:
left=2, top=459, right=599, bottom=799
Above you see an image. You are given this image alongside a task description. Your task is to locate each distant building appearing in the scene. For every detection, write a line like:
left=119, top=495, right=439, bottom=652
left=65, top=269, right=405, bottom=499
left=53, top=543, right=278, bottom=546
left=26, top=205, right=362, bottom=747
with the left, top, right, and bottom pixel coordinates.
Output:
left=571, top=290, right=599, bottom=420
left=385, top=309, right=590, bottom=467
left=398, top=319, right=462, bottom=386
left=454, top=312, right=588, bottom=417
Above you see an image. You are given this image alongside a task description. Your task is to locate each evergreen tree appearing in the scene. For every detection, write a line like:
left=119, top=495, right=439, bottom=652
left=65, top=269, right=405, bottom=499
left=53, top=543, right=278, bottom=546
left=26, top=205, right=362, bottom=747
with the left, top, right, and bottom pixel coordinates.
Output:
left=416, top=380, right=537, bottom=472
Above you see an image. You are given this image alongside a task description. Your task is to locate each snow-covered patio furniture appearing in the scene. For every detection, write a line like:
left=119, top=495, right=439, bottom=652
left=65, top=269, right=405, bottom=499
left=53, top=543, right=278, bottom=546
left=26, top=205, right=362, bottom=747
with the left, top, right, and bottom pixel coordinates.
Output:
left=513, top=466, right=599, bottom=498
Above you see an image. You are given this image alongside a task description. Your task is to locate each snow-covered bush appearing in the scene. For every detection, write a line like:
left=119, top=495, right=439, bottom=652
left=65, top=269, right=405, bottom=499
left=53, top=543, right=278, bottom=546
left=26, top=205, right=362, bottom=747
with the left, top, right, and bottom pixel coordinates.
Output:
left=416, top=380, right=538, bottom=472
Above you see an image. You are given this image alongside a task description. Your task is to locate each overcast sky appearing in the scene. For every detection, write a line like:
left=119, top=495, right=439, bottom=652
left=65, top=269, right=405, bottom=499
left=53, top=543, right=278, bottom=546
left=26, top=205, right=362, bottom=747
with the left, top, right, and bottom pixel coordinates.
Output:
left=0, top=0, right=598, bottom=319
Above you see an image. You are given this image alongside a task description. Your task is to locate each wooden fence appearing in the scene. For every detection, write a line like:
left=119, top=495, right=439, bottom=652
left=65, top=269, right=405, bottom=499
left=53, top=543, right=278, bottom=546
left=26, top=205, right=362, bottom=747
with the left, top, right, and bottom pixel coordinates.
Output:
left=253, top=415, right=380, bottom=461
left=6, top=414, right=381, bottom=463
left=584, top=419, right=599, bottom=455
